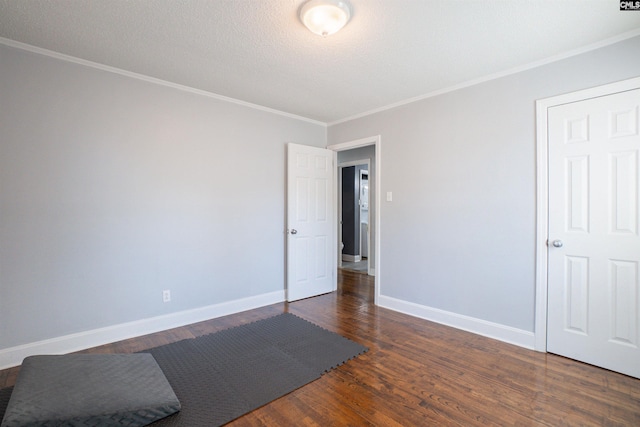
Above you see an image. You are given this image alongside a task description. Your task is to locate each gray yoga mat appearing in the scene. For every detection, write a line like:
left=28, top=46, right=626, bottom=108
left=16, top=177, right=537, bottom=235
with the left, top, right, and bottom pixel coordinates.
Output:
left=147, top=313, right=368, bottom=426
left=0, top=313, right=367, bottom=426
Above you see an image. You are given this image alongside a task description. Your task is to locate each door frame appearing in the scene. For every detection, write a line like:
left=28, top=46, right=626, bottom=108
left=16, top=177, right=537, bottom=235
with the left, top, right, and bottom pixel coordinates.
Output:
left=338, top=159, right=371, bottom=271
left=534, top=76, right=640, bottom=351
left=359, top=167, right=371, bottom=262
left=328, top=135, right=381, bottom=305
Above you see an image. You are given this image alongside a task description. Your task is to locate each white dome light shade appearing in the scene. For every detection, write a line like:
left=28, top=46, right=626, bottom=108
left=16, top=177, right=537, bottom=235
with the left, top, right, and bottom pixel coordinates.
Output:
left=300, top=0, right=351, bottom=37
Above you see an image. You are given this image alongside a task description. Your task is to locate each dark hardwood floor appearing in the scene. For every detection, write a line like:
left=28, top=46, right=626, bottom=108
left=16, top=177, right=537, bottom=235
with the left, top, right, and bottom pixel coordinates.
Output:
left=2, top=269, right=639, bottom=425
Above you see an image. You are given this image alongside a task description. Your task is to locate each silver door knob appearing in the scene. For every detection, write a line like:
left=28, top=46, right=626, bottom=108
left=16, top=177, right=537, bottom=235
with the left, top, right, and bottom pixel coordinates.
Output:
left=552, top=240, right=563, bottom=248
left=290, top=229, right=298, bottom=235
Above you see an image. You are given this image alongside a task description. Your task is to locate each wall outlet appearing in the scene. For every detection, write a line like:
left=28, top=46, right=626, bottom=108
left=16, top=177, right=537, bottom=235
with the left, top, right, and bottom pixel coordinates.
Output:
left=162, top=290, right=171, bottom=303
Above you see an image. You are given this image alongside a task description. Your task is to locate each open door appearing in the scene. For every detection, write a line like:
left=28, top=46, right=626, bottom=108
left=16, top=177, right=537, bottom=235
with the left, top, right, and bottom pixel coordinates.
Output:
left=286, top=143, right=336, bottom=302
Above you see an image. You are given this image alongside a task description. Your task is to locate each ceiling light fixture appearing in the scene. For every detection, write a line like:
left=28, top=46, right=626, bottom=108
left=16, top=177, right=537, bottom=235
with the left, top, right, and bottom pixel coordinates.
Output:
left=299, top=0, right=352, bottom=37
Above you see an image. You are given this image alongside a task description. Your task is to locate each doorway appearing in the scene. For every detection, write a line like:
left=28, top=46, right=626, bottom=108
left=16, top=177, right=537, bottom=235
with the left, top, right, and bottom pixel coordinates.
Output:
left=339, top=160, right=370, bottom=275
left=328, top=136, right=381, bottom=305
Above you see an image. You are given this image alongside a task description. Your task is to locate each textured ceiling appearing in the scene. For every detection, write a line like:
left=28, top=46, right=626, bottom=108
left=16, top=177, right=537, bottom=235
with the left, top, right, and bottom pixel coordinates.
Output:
left=1, top=0, right=639, bottom=123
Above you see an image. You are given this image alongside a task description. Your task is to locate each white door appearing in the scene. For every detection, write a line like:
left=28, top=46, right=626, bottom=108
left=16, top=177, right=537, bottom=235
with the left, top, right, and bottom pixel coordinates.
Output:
left=287, top=143, right=336, bottom=302
left=547, top=88, right=640, bottom=378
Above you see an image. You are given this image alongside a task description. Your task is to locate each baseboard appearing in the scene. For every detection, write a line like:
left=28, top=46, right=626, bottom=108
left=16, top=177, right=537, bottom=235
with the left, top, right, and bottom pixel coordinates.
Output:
left=368, top=267, right=375, bottom=276
left=377, top=295, right=535, bottom=350
left=342, top=254, right=361, bottom=262
left=0, top=290, right=285, bottom=370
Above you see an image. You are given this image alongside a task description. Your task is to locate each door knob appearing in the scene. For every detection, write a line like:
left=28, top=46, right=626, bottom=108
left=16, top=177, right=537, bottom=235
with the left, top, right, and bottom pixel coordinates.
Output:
left=290, top=229, right=298, bottom=235
left=551, top=240, right=563, bottom=248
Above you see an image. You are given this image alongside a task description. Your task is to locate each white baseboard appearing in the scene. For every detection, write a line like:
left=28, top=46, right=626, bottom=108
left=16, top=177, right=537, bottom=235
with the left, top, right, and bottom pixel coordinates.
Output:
left=0, top=290, right=285, bottom=370
left=368, top=267, right=375, bottom=276
left=377, top=295, right=535, bottom=350
left=342, top=254, right=361, bottom=262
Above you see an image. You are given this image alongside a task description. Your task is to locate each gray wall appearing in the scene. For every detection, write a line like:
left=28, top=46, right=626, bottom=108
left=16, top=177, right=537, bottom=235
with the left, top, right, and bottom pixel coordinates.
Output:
left=0, top=44, right=325, bottom=349
left=2, top=34, right=638, bottom=354
left=328, top=36, right=640, bottom=332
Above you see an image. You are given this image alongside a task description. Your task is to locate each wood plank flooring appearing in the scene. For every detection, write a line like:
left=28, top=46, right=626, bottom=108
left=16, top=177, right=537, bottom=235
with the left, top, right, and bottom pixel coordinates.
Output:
left=2, top=269, right=639, bottom=425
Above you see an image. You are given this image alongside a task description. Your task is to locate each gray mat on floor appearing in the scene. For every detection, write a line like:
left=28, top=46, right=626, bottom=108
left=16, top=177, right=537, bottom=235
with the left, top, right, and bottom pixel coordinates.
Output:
left=0, top=313, right=368, bottom=427
left=0, top=354, right=180, bottom=427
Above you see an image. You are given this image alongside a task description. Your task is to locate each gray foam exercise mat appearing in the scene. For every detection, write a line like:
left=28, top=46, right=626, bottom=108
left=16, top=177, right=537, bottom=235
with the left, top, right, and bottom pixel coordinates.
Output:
left=147, top=313, right=368, bottom=426
left=0, top=313, right=368, bottom=427
left=1, top=353, right=180, bottom=427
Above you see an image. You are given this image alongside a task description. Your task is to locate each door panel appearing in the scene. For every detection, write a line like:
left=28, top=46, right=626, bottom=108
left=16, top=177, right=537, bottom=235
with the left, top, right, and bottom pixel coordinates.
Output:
left=547, top=88, right=640, bottom=378
left=287, top=143, right=335, bottom=302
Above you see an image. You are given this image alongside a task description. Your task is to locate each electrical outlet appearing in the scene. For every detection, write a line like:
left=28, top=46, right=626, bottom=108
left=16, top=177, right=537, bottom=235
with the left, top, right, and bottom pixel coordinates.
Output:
left=162, top=290, right=171, bottom=303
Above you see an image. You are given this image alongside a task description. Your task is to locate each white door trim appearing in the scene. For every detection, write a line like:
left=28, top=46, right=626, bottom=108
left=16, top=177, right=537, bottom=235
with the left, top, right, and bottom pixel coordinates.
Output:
left=534, top=76, right=640, bottom=351
left=328, top=136, right=381, bottom=305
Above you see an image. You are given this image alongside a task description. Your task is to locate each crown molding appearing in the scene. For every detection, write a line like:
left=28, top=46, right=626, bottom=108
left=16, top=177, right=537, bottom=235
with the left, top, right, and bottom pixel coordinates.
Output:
left=0, top=37, right=326, bottom=127
left=329, top=28, right=640, bottom=126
